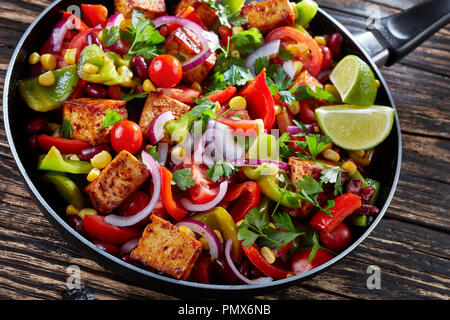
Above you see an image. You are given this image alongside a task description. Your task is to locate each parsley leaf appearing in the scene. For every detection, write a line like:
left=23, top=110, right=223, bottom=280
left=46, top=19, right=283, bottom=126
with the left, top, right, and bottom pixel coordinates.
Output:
left=120, top=89, right=148, bottom=102
left=294, top=175, right=324, bottom=197
left=254, top=56, right=270, bottom=75
left=230, top=28, right=263, bottom=56
left=205, top=1, right=248, bottom=28
left=305, top=134, right=333, bottom=159
left=60, top=119, right=73, bottom=139
left=278, top=132, right=295, bottom=159
left=320, top=167, right=343, bottom=196
left=172, top=168, right=196, bottom=191
left=99, top=110, right=122, bottom=130
left=101, top=26, right=121, bottom=47
left=223, top=65, right=254, bottom=86
left=206, top=72, right=228, bottom=94
left=279, top=48, right=294, bottom=61
left=145, top=145, right=159, bottom=161
left=294, top=85, right=338, bottom=103
left=206, top=159, right=237, bottom=182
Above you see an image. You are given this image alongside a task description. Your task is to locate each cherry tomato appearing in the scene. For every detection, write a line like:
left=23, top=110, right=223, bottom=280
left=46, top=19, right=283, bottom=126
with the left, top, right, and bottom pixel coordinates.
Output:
left=291, top=248, right=334, bottom=274
left=148, top=54, right=183, bottom=88
left=319, top=223, right=351, bottom=252
left=110, top=120, right=143, bottom=154
left=83, top=215, right=141, bottom=245
left=218, top=26, right=232, bottom=45
left=68, top=28, right=101, bottom=62
left=328, top=33, right=343, bottom=59
left=320, top=46, right=333, bottom=71
left=186, top=163, right=219, bottom=205
left=119, top=191, right=151, bottom=227
left=298, top=100, right=316, bottom=124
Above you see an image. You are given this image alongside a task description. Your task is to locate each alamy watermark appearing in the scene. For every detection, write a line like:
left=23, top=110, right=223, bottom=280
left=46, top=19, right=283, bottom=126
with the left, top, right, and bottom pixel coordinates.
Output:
left=366, top=265, right=381, bottom=290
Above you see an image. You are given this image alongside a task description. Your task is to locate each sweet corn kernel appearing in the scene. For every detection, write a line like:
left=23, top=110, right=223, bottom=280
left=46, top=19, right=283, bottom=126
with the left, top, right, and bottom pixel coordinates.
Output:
left=64, top=48, right=77, bottom=65
left=375, top=79, right=381, bottom=88
left=87, top=168, right=101, bottom=182
left=199, top=237, right=209, bottom=250
left=323, top=143, right=333, bottom=151
left=66, top=205, right=80, bottom=216
left=38, top=71, right=55, bottom=87
left=236, top=220, right=244, bottom=228
left=214, top=230, right=223, bottom=244
left=91, top=151, right=112, bottom=169
left=323, top=149, right=340, bottom=162
left=83, top=63, right=99, bottom=74
left=232, top=26, right=243, bottom=35
left=140, top=79, right=153, bottom=93
left=274, top=104, right=282, bottom=116
left=120, top=18, right=133, bottom=30
left=261, top=246, right=276, bottom=264
left=286, top=43, right=309, bottom=58
left=354, top=150, right=365, bottom=157
left=29, top=52, right=41, bottom=65
left=40, top=54, right=57, bottom=71
left=48, top=122, right=61, bottom=133
left=215, top=102, right=221, bottom=112
left=255, top=119, right=265, bottom=135
left=293, top=61, right=303, bottom=75
left=118, top=65, right=133, bottom=79
left=229, top=96, right=247, bottom=110
left=79, top=208, right=98, bottom=219
left=68, top=154, right=80, bottom=161
left=231, top=50, right=240, bottom=58
left=97, top=31, right=103, bottom=43
left=287, top=100, right=300, bottom=115
left=171, top=146, right=184, bottom=163
left=268, top=222, right=276, bottom=229
left=178, top=225, right=196, bottom=238
left=341, top=160, right=357, bottom=176
left=314, top=36, right=327, bottom=46
left=191, top=82, right=202, bottom=93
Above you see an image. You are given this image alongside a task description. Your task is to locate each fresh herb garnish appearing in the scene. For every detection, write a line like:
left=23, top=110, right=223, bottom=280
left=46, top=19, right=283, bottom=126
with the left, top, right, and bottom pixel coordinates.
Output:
left=204, top=1, right=248, bottom=28
left=206, top=159, right=237, bottom=182
left=120, top=89, right=148, bottom=102
left=101, top=26, right=121, bottom=47
left=278, top=48, right=294, bottom=61
left=294, top=85, right=338, bottom=107
left=266, top=65, right=296, bottom=104
left=60, top=119, right=73, bottom=139
left=302, top=231, right=336, bottom=264
left=293, top=175, right=335, bottom=216
left=206, top=72, right=228, bottom=94
left=254, top=56, right=270, bottom=75
left=145, top=145, right=159, bottom=161
left=320, top=167, right=344, bottom=196
left=172, top=168, right=196, bottom=191
left=99, top=110, right=122, bottom=130
left=223, top=64, right=254, bottom=86
left=230, top=28, right=263, bottom=56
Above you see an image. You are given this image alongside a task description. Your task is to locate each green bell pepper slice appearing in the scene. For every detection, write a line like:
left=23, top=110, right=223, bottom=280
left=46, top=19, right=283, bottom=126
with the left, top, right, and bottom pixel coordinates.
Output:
left=294, top=0, right=318, bottom=27
left=365, top=178, right=380, bottom=205
left=247, top=133, right=279, bottom=161
left=257, top=196, right=271, bottom=216
left=222, top=0, right=245, bottom=13
left=19, top=64, right=79, bottom=112
left=256, top=175, right=301, bottom=209
left=38, top=146, right=93, bottom=174
left=348, top=215, right=369, bottom=227
left=243, top=163, right=279, bottom=180
left=191, top=207, right=243, bottom=263
left=42, top=171, right=87, bottom=209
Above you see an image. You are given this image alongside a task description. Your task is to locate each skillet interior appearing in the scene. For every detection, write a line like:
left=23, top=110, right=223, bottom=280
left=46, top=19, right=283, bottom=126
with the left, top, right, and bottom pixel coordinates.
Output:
left=3, top=0, right=401, bottom=298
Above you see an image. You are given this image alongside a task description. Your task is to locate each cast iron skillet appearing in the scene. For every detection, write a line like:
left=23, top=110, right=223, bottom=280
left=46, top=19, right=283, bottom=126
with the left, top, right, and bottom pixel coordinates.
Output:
left=3, top=0, right=449, bottom=298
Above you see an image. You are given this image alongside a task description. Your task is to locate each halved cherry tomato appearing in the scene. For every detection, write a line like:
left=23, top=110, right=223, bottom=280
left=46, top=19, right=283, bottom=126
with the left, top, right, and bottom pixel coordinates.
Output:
left=187, top=163, right=219, bottom=205
left=160, top=166, right=188, bottom=221
left=319, top=223, right=351, bottom=252
left=83, top=215, right=141, bottom=245
left=81, top=4, right=108, bottom=28
left=62, top=11, right=89, bottom=32
left=158, top=87, right=200, bottom=104
left=291, top=248, right=334, bottom=274
left=110, top=120, right=143, bottom=154
left=149, top=54, right=183, bottom=88
left=266, top=27, right=323, bottom=77
left=223, top=181, right=260, bottom=222
left=299, top=100, right=316, bottom=124
left=190, top=256, right=212, bottom=284
left=206, top=85, right=237, bottom=104
left=320, top=46, right=333, bottom=71
left=68, top=28, right=101, bottom=62
left=216, top=118, right=259, bottom=136
left=38, top=135, right=89, bottom=154
left=69, top=79, right=87, bottom=99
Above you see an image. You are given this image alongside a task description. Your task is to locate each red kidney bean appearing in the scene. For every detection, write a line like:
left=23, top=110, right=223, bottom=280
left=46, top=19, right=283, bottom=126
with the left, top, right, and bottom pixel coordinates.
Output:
left=67, top=215, right=90, bottom=239
left=77, top=144, right=111, bottom=161
left=346, top=178, right=362, bottom=195
left=238, top=259, right=250, bottom=279
left=134, top=85, right=145, bottom=93
left=86, top=31, right=102, bottom=48
left=360, top=187, right=375, bottom=203
left=26, top=117, right=49, bottom=135
left=29, top=134, right=40, bottom=150
left=109, top=39, right=130, bottom=56
left=250, top=264, right=264, bottom=279
left=320, top=46, right=333, bottom=71
left=92, top=240, right=120, bottom=256
left=86, top=83, right=107, bottom=98
left=107, top=85, right=122, bottom=100
left=322, top=34, right=330, bottom=45
left=132, top=56, right=149, bottom=79
left=212, top=258, right=239, bottom=284
left=30, top=62, right=45, bottom=77
left=329, top=33, right=343, bottom=59
left=354, top=204, right=379, bottom=216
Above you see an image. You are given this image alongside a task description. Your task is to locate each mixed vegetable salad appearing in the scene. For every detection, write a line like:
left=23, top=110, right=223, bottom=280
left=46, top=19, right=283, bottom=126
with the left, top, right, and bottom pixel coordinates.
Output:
left=21, top=0, right=394, bottom=284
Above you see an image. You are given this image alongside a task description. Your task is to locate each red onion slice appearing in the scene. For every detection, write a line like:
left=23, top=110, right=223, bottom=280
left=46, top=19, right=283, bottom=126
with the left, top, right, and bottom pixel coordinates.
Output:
left=180, top=180, right=228, bottom=212
left=149, top=111, right=175, bottom=144
left=157, top=142, right=169, bottom=165
left=120, top=238, right=140, bottom=255
left=286, top=124, right=315, bottom=135
left=152, top=16, right=213, bottom=72
left=245, top=40, right=280, bottom=75
left=282, top=60, right=297, bottom=78
left=107, top=13, right=125, bottom=29
left=175, top=219, right=221, bottom=259
left=225, top=239, right=273, bottom=285
left=50, top=17, right=71, bottom=52
left=232, top=159, right=290, bottom=172
left=105, top=151, right=161, bottom=227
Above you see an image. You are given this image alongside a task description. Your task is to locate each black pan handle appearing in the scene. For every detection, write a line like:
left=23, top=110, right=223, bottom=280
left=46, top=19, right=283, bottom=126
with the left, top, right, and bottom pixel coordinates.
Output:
left=373, top=0, right=450, bottom=66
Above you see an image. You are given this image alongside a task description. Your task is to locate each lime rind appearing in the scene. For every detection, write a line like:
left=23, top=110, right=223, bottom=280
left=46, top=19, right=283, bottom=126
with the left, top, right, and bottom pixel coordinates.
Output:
left=315, top=105, right=395, bottom=151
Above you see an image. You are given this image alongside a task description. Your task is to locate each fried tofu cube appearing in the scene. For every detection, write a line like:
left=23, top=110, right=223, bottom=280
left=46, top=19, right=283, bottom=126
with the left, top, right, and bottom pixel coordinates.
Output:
left=131, top=215, right=202, bottom=280
left=115, top=0, right=166, bottom=19
left=241, top=0, right=295, bottom=34
left=163, top=27, right=216, bottom=85
left=139, top=92, right=190, bottom=142
left=62, top=98, right=128, bottom=146
left=84, top=151, right=149, bottom=214
left=290, top=70, right=323, bottom=92
left=174, top=0, right=218, bottom=27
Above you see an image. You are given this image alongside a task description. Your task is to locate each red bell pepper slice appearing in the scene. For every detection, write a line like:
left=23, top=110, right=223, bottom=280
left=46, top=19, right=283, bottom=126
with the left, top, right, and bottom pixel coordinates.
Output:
left=239, top=69, right=275, bottom=130
left=83, top=215, right=142, bottom=245
left=69, top=79, right=87, bottom=99
left=62, top=11, right=89, bottom=32
left=160, top=166, right=189, bottom=221
left=190, top=256, right=212, bottom=284
left=38, top=135, right=89, bottom=154
left=309, top=193, right=362, bottom=233
left=241, top=244, right=293, bottom=280
left=223, top=181, right=261, bottom=222
left=206, top=85, right=237, bottom=104
left=81, top=4, right=108, bottom=28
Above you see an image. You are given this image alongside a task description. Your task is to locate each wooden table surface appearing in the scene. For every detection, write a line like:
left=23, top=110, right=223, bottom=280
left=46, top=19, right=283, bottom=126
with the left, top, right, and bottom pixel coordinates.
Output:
left=0, top=0, right=449, bottom=300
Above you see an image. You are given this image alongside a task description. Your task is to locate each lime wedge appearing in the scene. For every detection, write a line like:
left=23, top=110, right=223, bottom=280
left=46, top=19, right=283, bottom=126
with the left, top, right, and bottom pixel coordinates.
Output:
left=315, top=105, right=395, bottom=150
left=330, top=55, right=377, bottom=106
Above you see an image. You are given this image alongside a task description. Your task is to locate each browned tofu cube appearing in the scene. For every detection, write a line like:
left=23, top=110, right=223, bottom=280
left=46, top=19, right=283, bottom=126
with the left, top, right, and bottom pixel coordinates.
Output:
left=241, top=0, right=295, bottom=34
left=174, top=0, right=218, bottom=27
left=288, top=158, right=325, bottom=185
left=62, top=98, right=128, bottom=145
left=115, top=0, right=166, bottom=19
left=163, top=27, right=216, bottom=85
left=290, top=70, right=323, bottom=92
left=84, top=151, right=149, bottom=214
left=138, top=92, right=190, bottom=142
left=131, top=215, right=203, bottom=280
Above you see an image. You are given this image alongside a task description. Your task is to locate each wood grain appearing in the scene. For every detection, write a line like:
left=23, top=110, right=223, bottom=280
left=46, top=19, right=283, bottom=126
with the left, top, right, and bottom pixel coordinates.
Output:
left=0, top=0, right=449, bottom=300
